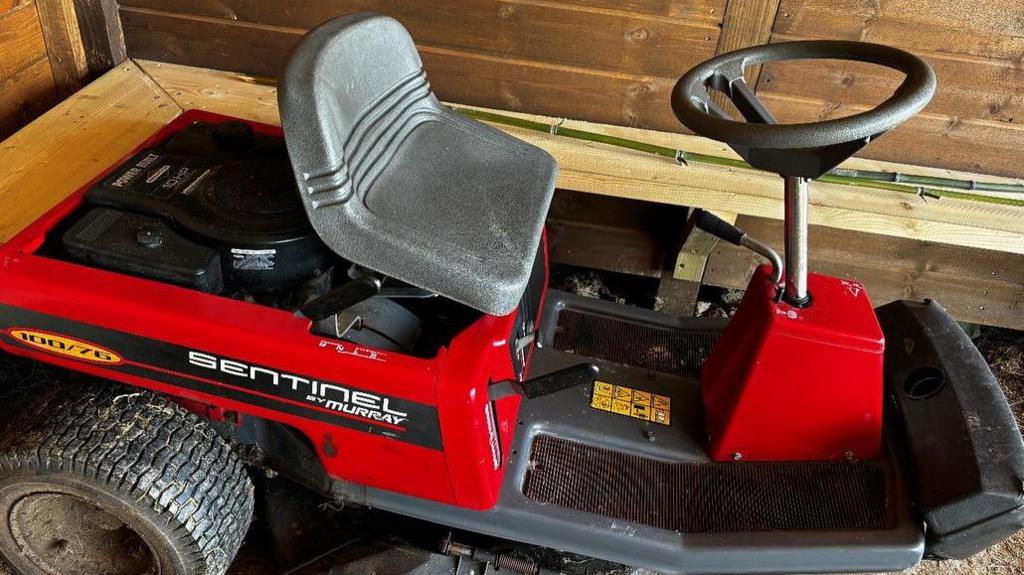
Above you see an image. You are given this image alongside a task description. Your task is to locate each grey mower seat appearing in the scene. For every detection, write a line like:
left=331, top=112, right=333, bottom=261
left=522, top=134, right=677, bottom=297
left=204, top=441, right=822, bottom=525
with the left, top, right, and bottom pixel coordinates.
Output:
left=279, top=13, right=557, bottom=316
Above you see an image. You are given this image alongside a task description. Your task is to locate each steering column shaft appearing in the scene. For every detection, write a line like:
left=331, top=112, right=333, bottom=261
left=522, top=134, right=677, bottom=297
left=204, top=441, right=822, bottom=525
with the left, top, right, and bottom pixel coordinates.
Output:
left=783, top=176, right=810, bottom=306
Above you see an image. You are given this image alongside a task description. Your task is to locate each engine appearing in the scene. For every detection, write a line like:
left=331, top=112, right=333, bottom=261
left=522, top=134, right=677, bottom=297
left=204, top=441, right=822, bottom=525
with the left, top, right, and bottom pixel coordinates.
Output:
left=62, top=120, right=332, bottom=304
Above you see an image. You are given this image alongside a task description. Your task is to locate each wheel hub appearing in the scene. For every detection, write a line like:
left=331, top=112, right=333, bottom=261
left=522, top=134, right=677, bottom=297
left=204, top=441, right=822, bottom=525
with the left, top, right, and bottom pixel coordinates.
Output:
left=9, top=491, right=158, bottom=575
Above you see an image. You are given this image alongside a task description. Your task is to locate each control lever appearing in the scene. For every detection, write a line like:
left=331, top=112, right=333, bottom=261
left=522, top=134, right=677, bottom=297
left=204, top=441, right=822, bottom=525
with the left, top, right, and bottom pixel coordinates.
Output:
left=298, top=275, right=382, bottom=322
left=298, top=277, right=437, bottom=323
left=691, top=209, right=783, bottom=287
left=489, top=363, right=600, bottom=401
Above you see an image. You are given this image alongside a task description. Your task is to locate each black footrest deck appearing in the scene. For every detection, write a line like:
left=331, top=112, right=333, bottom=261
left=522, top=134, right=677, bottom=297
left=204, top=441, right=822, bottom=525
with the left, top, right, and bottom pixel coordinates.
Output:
left=524, top=435, right=888, bottom=533
left=552, top=308, right=720, bottom=377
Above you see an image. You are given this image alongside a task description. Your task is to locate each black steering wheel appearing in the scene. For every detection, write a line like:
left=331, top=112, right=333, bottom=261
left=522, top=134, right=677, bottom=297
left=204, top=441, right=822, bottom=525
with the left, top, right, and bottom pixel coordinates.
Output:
left=672, top=40, right=935, bottom=177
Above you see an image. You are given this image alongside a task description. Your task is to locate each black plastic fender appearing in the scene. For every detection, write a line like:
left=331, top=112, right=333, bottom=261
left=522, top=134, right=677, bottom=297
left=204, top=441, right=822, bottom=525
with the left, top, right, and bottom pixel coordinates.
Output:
left=877, top=299, right=1024, bottom=559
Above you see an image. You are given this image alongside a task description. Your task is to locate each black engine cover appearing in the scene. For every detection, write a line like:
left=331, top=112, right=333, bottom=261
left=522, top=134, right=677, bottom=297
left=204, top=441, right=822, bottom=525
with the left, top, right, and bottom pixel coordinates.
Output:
left=64, top=208, right=224, bottom=293
left=76, top=121, right=331, bottom=292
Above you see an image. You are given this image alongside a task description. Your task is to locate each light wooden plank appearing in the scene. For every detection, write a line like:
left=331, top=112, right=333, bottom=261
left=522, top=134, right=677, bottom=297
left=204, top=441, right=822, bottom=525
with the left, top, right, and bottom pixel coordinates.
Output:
left=704, top=215, right=1024, bottom=329
left=35, top=0, right=89, bottom=96
left=140, top=60, right=281, bottom=124
left=137, top=60, right=1024, bottom=256
left=0, top=61, right=181, bottom=242
left=138, top=60, right=1024, bottom=188
left=674, top=210, right=737, bottom=281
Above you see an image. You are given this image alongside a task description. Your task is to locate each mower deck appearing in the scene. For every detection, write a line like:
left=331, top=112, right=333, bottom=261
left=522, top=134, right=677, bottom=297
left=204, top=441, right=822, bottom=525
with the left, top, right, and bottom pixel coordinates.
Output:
left=350, top=292, right=924, bottom=575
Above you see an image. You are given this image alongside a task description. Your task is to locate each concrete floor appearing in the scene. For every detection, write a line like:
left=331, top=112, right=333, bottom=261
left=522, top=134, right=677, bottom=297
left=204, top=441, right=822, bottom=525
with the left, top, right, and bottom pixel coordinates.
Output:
left=896, top=532, right=1024, bottom=575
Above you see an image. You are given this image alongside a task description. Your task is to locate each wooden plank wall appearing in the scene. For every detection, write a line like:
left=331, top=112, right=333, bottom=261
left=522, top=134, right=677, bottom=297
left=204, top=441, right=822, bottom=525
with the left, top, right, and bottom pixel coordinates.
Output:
left=0, top=0, right=91, bottom=139
left=115, top=0, right=1024, bottom=179
left=762, top=0, right=1024, bottom=178
left=117, top=0, right=724, bottom=135
left=0, top=1, right=61, bottom=139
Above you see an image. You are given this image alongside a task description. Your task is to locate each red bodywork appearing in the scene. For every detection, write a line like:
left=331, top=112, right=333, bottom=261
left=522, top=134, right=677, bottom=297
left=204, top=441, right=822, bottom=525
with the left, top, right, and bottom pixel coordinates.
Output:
left=701, top=265, right=884, bottom=462
left=0, top=111, right=544, bottom=511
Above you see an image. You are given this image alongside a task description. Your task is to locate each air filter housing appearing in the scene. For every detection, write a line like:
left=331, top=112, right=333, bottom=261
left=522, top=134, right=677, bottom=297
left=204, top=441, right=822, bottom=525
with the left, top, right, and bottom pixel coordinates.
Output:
left=78, top=121, right=332, bottom=292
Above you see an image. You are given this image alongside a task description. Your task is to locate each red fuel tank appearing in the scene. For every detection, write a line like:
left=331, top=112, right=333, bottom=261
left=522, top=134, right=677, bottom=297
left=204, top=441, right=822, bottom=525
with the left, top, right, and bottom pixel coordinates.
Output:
left=702, top=265, right=884, bottom=462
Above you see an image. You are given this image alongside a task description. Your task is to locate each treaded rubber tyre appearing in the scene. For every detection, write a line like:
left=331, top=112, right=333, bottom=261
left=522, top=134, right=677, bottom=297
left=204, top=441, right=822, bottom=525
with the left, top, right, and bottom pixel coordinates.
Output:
left=0, top=381, right=254, bottom=575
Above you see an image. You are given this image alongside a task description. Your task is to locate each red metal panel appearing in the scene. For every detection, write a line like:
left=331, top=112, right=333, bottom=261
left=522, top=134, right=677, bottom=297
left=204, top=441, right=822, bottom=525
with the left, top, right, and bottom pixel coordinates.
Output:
left=701, top=265, right=885, bottom=462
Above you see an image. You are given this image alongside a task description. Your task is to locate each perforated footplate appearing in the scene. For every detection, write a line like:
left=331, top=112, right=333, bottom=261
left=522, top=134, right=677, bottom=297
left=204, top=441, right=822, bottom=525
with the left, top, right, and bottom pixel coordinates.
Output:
left=551, top=309, right=719, bottom=377
left=523, top=435, right=889, bottom=533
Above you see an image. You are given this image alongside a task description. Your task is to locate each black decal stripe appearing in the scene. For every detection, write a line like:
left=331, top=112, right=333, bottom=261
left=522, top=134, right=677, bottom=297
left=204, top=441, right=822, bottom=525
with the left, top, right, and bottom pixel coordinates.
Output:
left=0, top=304, right=443, bottom=450
left=115, top=362, right=411, bottom=440
left=123, top=359, right=406, bottom=431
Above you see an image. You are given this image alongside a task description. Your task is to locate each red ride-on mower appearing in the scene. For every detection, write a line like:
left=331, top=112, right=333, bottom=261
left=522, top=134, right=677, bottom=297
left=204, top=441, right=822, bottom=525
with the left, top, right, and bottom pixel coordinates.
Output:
left=0, top=13, right=1022, bottom=575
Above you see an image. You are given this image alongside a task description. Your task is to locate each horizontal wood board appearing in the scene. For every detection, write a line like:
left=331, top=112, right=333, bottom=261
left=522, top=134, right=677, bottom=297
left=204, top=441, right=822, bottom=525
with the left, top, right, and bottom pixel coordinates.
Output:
left=761, top=0, right=1024, bottom=177
left=704, top=215, right=1024, bottom=329
left=117, top=0, right=722, bottom=133
left=0, top=61, right=181, bottom=242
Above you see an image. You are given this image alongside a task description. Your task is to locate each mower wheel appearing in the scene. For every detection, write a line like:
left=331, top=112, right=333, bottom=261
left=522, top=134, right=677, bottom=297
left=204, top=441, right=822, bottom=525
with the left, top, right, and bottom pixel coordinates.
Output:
left=0, top=382, right=254, bottom=575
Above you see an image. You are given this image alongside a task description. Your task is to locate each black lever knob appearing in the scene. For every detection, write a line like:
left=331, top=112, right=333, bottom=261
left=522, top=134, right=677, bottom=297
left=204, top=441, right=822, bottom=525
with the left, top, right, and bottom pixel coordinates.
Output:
left=298, top=275, right=382, bottom=321
left=692, top=209, right=745, bottom=245
left=489, top=363, right=600, bottom=401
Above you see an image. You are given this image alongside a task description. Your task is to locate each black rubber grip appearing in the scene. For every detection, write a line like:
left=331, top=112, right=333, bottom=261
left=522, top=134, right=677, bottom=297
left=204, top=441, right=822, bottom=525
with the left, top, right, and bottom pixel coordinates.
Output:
left=692, top=209, right=744, bottom=245
left=519, top=363, right=600, bottom=399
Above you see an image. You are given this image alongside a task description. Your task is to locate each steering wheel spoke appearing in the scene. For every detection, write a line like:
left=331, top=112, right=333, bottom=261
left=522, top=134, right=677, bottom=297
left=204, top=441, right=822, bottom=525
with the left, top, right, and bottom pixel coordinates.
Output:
left=728, top=79, right=777, bottom=125
left=691, top=94, right=732, bottom=120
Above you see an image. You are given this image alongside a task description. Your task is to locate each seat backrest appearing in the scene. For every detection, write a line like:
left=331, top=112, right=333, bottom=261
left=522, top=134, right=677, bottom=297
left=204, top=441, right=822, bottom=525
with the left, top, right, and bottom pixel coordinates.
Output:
left=279, top=13, right=440, bottom=210
left=278, top=13, right=558, bottom=316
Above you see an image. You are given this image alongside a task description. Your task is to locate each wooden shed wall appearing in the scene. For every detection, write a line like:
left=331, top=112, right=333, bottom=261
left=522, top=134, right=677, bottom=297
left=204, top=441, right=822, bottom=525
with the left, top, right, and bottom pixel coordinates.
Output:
left=0, top=1, right=60, bottom=139
left=763, top=1, right=1024, bottom=179
left=112, top=0, right=1024, bottom=179
left=0, top=0, right=93, bottom=139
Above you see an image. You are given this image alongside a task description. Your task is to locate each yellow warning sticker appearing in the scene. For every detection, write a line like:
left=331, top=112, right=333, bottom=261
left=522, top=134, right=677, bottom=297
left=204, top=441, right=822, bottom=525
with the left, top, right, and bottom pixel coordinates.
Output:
left=611, top=399, right=632, bottom=416
left=593, top=381, right=614, bottom=397
left=591, top=381, right=671, bottom=426
left=632, top=403, right=651, bottom=420
left=590, top=394, right=612, bottom=411
left=653, top=394, right=671, bottom=410
left=632, top=389, right=651, bottom=405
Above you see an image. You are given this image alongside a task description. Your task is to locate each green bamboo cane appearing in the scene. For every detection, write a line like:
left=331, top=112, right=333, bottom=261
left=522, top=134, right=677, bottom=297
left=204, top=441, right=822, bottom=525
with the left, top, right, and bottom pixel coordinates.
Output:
left=454, top=107, right=1024, bottom=208
left=828, top=168, right=1024, bottom=194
